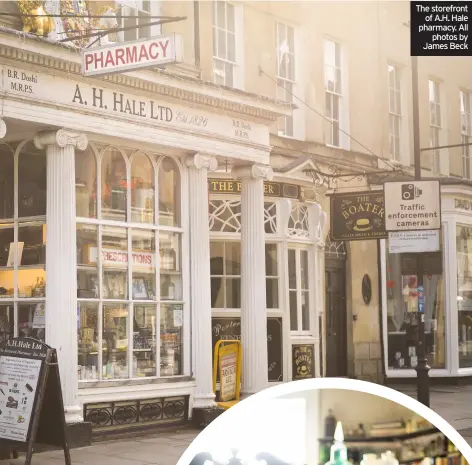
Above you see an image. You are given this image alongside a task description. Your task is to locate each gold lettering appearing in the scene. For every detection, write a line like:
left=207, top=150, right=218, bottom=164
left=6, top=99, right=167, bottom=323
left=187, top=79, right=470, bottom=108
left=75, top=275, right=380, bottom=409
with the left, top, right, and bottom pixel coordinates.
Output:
left=372, top=205, right=379, bottom=214
left=227, top=182, right=234, bottom=192
left=268, top=184, right=275, bottom=194
left=237, top=182, right=242, bottom=192
left=378, top=207, right=384, bottom=218
left=348, top=206, right=357, bottom=215
left=211, top=181, right=219, bottom=191
left=218, top=182, right=226, bottom=191
left=365, top=203, right=372, bottom=212
left=342, top=211, right=349, bottom=219
left=357, top=204, right=365, bottom=212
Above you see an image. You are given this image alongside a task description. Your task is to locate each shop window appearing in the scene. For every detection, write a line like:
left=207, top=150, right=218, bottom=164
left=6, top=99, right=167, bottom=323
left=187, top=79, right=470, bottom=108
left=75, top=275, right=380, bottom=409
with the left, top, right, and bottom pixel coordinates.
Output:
left=18, top=142, right=46, bottom=218
left=159, top=157, right=180, bottom=227
left=264, top=202, right=277, bottom=234
left=77, top=145, right=184, bottom=380
left=266, top=243, right=279, bottom=309
left=0, top=141, right=47, bottom=342
left=385, top=241, right=445, bottom=370
left=210, top=241, right=241, bottom=309
left=102, top=148, right=128, bottom=222
left=76, top=147, right=97, bottom=218
left=288, top=248, right=310, bottom=332
left=161, top=303, right=183, bottom=376
left=288, top=203, right=309, bottom=238
left=117, top=1, right=151, bottom=43
left=456, top=225, right=472, bottom=368
left=0, top=144, right=14, bottom=220
left=131, top=153, right=155, bottom=224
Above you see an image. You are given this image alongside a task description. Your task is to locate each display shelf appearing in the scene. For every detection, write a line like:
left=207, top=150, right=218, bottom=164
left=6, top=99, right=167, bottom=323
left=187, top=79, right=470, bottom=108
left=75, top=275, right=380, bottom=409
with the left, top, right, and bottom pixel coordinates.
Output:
left=318, top=428, right=440, bottom=444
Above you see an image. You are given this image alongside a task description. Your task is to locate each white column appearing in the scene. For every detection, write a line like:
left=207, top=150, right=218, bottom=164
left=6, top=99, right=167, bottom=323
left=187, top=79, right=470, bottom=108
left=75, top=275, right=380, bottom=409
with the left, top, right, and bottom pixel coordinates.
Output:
left=317, top=211, right=328, bottom=377
left=34, top=129, right=88, bottom=424
left=186, top=154, right=218, bottom=409
left=0, top=118, right=6, bottom=138
left=232, top=164, right=273, bottom=396
left=308, top=203, right=322, bottom=378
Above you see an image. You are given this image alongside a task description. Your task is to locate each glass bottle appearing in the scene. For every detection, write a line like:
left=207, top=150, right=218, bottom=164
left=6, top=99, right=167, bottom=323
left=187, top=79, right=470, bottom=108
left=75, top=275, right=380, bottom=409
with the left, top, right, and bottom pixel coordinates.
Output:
left=325, top=409, right=337, bottom=438
left=324, top=422, right=353, bottom=465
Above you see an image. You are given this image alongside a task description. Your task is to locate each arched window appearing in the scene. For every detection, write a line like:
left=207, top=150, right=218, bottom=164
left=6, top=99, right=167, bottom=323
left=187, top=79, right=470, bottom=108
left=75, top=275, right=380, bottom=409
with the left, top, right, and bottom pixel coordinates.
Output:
left=76, top=147, right=97, bottom=218
left=101, top=147, right=127, bottom=222
left=159, top=157, right=180, bottom=227
left=131, top=152, right=154, bottom=224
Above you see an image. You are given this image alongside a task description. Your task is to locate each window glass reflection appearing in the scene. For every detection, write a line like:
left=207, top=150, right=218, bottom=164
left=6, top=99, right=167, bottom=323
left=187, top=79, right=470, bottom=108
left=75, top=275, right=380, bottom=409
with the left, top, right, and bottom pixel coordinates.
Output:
left=160, top=304, right=183, bottom=376
left=159, top=157, right=180, bottom=227
left=76, top=147, right=97, bottom=218
left=78, top=303, right=99, bottom=380
left=102, top=148, right=127, bottom=221
left=18, top=303, right=45, bottom=342
left=0, top=304, right=14, bottom=342
left=131, top=153, right=154, bottom=224
left=18, top=142, right=46, bottom=218
left=0, top=144, right=14, bottom=219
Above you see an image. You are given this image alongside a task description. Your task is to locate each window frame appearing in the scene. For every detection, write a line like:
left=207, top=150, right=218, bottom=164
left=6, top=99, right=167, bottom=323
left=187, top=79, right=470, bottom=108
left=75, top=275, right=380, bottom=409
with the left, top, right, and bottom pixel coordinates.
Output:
left=428, top=79, right=442, bottom=174
left=324, top=39, right=343, bottom=148
left=388, top=64, right=402, bottom=161
left=76, top=143, right=187, bottom=383
left=212, top=0, right=237, bottom=88
left=276, top=21, right=296, bottom=138
left=116, top=0, right=152, bottom=43
left=461, top=90, right=472, bottom=179
left=0, top=140, right=47, bottom=342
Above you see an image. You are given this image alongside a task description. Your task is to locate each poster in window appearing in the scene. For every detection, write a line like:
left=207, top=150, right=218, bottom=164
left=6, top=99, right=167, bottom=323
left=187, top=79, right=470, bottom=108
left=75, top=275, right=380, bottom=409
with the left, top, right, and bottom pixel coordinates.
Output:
left=292, top=344, right=315, bottom=380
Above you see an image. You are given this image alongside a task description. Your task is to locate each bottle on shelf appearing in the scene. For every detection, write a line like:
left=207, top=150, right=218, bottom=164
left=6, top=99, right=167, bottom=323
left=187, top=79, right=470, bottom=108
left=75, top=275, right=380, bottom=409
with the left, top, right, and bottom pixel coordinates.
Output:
left=325, top=409, right=337, bottom=438
left=324, top=422, right=353, bottom=465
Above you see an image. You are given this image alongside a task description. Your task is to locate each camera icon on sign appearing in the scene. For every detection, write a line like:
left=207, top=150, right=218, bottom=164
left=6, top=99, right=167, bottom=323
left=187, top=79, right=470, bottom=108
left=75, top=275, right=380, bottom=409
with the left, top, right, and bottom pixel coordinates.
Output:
left=401, top=183, right=422, bottom=201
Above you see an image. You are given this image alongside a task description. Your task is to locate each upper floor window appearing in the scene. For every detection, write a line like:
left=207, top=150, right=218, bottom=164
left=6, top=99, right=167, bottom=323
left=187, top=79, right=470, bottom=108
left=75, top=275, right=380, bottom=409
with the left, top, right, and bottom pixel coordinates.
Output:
left=388, top=65, right=402, bottom=161
left=461, top=90, right=472, bottom=179
left=276, top=22, right=296, bottom=137
left=117, top=0, right=151, bottom=42
left=213, top=1, right=236, bottom=87
left=324, top=39, right=343, bottom=147
left=429, top=80, right=441, bottom=174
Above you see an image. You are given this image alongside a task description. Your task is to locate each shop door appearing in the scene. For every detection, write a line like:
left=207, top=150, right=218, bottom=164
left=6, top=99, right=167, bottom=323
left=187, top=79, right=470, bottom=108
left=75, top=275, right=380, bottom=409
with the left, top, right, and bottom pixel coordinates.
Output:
left=325, top=259, right=347, bottom=377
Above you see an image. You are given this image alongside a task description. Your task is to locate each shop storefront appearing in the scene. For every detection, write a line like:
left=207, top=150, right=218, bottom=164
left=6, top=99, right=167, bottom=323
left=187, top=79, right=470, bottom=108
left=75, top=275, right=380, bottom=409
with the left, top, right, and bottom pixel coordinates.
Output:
left=380, top=181, right=472, bottom=381
left=207, top=175, right=326, bottom=384
left=0, top=30, right=296, bottom=439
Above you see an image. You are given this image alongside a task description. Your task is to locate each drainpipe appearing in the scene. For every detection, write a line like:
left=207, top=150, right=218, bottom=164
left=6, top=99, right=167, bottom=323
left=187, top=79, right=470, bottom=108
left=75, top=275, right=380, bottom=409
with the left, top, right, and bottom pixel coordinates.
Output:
left=194, top=0, right=201, bottom=69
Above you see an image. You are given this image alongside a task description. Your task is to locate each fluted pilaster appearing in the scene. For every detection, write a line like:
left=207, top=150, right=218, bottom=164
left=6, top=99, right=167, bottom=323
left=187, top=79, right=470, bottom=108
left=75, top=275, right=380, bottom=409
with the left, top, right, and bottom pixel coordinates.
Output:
left=0, top=119, right=6, bottom=139
left=186, top=153, right=218, bottom=408
left=34, top=129, right=88, bottom=424
left=232, top=164, right=273, bottom=395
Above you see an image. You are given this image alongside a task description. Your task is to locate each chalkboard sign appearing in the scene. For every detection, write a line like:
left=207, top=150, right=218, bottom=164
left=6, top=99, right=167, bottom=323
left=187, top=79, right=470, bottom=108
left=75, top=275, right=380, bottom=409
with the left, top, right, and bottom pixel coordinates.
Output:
left=211, top=317, right=283, bottom=382
left=0, top=337, right=71, bottom=465
left=292, top=344, right=315, bottom=380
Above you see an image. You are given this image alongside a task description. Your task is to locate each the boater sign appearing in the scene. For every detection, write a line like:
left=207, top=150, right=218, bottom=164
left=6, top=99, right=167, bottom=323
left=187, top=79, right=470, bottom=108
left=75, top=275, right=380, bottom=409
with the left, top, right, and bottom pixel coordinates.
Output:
left=82, top=34, right=183, bottom=77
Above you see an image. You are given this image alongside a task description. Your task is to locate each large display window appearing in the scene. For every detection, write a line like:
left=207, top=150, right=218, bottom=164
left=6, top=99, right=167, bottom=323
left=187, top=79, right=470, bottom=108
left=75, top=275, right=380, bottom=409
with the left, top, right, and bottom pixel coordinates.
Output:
left=75, top=145, right=185, bottom=381
left=383, top=239, right=445, bottom=371
left=0, top=141, right=47, bottom=342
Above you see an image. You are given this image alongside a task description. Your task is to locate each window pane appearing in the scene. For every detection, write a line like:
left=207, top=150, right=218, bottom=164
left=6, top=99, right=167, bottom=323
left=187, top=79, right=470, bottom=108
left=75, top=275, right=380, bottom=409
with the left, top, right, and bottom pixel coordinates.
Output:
left=216, top=0, right=225, bottom=27
left=227, top=32, right=236, bottom=62
left=76, top=147, right=97, bottom=218
left=131, top=153, right=154, bottom=224
left=325, top=66, right=335, bottom=92
left=133, top=305, right=157, bottom=377
left=0, top=226, right=13, bottom=298
left=159, top=157, right=180, bottom=227
left=324, top=40, right=336, bottom=67
left=18, top=142, right=46, bottom=218
left=102, top=226, right=128, bottom=300
left=302, top=291, right=310, bottom=331
left=217, top=29, right=227, bottom=60
left=225, top=277, right=241, bottom=308
left=288, top=249, right=297, bottom=288
left=103, top=304, right=129, bottom=379
left=265, top=244, right=278, bottom=277
left=77, top=224, right=99, bottom=298
left=266, top=278, right=279, bottom=309
left=457, top=225, right=472, bottom=368
left=210, top=242, right=224, bottom=275
left=19, top=303, right=45, bottom=342
left=385, top=244, right=445, bottom=369
left=225, top=242, right=241, bottom=275
left=0, top=304, right=13, bottom=342
left=159, top=232, right=182, bottom=301
left=132, top=230, right=156, bottom=300
left=300, top=250, right=309, bottom=290
left=211, top=277, right=224, bottom=308
left=0, top=145, right=14, bottom=219
left=290, top=290, right=298, bottom=331
left=224, top=62, right=234, bottom=87
left=160, top=303, right=183, bottom=376
left=138, top=10, right=150, bottom=39
left=226, top=2, right=235, bottom=32
left=78, top=302, right=99, bottom=380
left=102, top=148, right=127, bottom=222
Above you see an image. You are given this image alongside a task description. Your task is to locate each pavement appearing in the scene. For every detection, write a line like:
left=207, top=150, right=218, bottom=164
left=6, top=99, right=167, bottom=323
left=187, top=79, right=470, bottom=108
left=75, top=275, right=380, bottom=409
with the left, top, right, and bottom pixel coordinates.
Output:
left=2, top=385, right=472, bottom=464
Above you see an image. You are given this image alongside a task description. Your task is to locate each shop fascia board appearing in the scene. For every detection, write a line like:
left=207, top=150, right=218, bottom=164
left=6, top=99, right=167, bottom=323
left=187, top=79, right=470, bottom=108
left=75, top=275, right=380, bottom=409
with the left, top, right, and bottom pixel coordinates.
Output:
left=2, top=98, right=271, bottom=165
left=0, top=30, right=293, bottom=123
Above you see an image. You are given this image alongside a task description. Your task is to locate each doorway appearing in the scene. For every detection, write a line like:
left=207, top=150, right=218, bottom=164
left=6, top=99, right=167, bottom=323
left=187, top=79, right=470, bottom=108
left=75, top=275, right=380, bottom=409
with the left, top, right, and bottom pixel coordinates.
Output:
left=324, top=235, right=348, bottom=377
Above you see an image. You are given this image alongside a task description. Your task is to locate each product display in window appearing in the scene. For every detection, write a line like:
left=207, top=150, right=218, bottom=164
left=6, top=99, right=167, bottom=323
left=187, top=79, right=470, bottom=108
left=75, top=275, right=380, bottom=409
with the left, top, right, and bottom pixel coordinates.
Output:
left=456, top=225, right=472, bottom=368
left=160, top=304, right=183, bottom=376
left=75, top=148, right=97, bottom=219
left=133, top=305, right=157, bottom=377
left=385, top=245, right=445, bottom=370
left=0, top=305, right=13, bottom=342
left=102, top=149, right=127, bottom=221
left=132, top=229, right=156, bottom=300
left=102, top=305, right=129, bottom=379
left=18, top=303, right=45, bottom=342
left=159, top=157, right=180, bottom=227
left=78, top=303, right=99, bottom=381
left=131, top=153, right=155, bottom=224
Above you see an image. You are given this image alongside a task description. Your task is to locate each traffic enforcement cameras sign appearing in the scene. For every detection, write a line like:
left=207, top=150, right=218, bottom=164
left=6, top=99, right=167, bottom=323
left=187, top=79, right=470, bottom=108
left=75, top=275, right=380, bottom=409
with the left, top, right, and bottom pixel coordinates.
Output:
left=384, top=180, right=441, bottom=231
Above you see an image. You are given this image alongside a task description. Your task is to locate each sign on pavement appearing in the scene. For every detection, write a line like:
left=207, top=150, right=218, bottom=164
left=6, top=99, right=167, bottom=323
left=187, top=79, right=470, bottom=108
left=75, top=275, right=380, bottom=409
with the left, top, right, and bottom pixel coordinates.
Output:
left=384, top=180, right=441, bottom=232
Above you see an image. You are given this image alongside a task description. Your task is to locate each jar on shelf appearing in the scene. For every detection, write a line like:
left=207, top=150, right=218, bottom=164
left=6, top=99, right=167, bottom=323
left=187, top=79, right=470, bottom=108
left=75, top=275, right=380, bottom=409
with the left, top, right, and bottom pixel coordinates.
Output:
left=361, top=453, right=379, bottom=465
left=380, top=451, right=399, bottom=465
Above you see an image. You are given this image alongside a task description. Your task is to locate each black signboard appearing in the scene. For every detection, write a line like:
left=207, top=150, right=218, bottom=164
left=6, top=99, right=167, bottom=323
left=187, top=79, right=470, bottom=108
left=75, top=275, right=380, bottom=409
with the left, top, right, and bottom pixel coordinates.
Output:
left=0, top=337, right=70, bottom=465
left=292, top=344, right=315, bottom=380
left=211, top=317, right=283, bottom=382
left=330, top=191, right=387, bottom=241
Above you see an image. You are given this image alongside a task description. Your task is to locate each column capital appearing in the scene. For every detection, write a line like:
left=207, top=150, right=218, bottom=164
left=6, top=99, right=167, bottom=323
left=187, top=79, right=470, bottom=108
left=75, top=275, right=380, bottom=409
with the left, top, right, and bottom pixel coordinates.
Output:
left=186, top=153, right=218, bottom=171
left=34, top=129, right=88, bottom=151
left=0, top=118, right=6, bottom=139
left=232, top=163, right=274, bottom=182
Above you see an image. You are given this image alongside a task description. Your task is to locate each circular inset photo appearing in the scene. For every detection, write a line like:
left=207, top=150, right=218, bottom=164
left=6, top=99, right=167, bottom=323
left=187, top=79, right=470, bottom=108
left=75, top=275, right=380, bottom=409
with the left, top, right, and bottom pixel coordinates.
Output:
left=178, top=379, right=472, bottom=465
